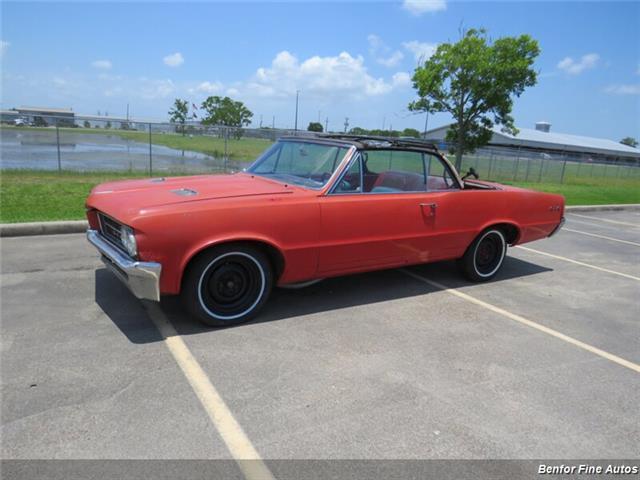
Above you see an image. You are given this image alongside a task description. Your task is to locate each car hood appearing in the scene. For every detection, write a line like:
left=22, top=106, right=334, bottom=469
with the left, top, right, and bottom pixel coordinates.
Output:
left=87, top=173, right=296, bottom=222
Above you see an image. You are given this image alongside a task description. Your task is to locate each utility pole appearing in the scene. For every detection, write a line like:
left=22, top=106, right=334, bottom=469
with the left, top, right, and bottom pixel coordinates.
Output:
left=272, top=116, right=275, bottom=129
left=259, top=114, right=263, bottom=128
left=343, top=117, right=349, bottom=133
left=423, top=110, right=429, bottom=139
left=325, top=117, right=328, bottom=133
left=294, top=90, right=300, bottom=132
left=126, top=103, right=129, bottom=122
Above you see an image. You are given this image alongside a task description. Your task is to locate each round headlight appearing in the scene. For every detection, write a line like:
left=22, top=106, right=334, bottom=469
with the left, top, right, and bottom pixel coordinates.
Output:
left=120, top=225, right=137, bottom=257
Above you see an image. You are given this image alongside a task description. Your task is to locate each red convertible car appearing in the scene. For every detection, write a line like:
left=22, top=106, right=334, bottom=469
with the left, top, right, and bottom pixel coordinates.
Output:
left=86, top=135, right=564, bottom=326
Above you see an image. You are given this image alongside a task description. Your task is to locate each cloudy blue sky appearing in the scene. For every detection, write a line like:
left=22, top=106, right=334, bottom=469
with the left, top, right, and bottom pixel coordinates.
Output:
left=1, top=1, right=638, bottom=140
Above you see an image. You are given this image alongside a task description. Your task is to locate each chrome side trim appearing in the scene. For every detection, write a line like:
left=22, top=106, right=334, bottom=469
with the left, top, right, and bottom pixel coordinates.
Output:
left=548, top=217, right=566, bottom=237
left=86, top=229, right=162, bottom=301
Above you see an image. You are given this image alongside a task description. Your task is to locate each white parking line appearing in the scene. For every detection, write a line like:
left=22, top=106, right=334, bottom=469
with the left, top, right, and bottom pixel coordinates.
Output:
left=516, top=245, right=640, bottom=281
left=401, top=269, right=640, bottom=374
left=145, top=302, right=275, bottom=480
left=563, top=228, right=640, bottom=247
left=566, top=217, right=632, bottom=231
left=567, top=213, right=639, bottom=227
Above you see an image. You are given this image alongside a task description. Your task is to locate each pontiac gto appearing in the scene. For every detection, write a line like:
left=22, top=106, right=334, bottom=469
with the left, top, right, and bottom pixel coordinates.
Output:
left=86, top=135, right=565, bottom=326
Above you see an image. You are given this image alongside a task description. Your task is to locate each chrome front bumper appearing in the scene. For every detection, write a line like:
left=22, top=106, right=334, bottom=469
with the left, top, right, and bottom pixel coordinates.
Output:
left=87, top=229, right=162, bottom=301
left=548, top=217, right=565, bottom=237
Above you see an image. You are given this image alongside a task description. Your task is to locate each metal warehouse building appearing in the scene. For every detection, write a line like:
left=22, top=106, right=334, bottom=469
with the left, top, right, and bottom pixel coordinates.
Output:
left=424, top=122, right=640, bottom=164
left=16, top=106, right=75, bottom=127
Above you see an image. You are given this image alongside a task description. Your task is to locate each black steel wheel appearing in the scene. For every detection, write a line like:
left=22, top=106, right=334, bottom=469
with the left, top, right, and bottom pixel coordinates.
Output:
left=182, top=245, right=273, bottom=327
left=459, top=229, right=507, bottom=282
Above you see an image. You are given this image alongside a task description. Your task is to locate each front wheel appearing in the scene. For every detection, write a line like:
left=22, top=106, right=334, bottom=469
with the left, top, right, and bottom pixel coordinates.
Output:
left=182, top=245, right=273, bottom=327
left=459, top=229, right=507, bottom=282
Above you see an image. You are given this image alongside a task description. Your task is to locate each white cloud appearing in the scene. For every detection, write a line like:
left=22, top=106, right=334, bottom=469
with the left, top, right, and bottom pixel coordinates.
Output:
left=139, top=79, right=175, bottom=99
left=91, top=59, right=112, bottom=70
left=53, top=76, right=67, bottom=87
left=392, top=71, right=411, bottom=87
left=191, top=81, right=223, bottom=94
left=0, top=40, right=9, bottom=57
left=163, top=52, right=184, bottom=67
left=367, top=34, right=404, bottom=68
left=605, top=84, right=640, bottom=95
left=557, top=53, right=599, bottom=75
left=226, top=88, right=240, bottom=96
left=402, top=0, right=446, bottom=15
left=245, top=50, right=404, bottom=100
left=403, top=41, right=437, bottom=63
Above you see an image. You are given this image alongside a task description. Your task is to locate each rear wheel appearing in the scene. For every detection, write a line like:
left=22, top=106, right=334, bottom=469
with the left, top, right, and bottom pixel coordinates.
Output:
left=459, top=229, right=507, bottom=282
left=182, top=245, right=273, bottom=327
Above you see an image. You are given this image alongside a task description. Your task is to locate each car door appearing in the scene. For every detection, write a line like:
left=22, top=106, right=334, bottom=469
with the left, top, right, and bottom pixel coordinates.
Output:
left=317, top=148, right=459, bottom=275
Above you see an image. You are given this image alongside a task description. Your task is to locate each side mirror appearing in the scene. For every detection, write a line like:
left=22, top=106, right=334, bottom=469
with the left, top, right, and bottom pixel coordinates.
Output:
left=462, top=167, right=479, bottom=180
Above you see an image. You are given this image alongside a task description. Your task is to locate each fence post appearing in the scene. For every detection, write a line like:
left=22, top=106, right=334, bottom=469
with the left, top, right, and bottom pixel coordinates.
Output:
left=538, top=158, right=545, bottom=183
left=560, top=158, right=567, bottom=184
left=56, top=124, right=61, bottom=172
left=148, top=123, right=153, bottom=176
left=223, top=127, right=229, bottom=171
left=487, top=153, right=494, bottom=180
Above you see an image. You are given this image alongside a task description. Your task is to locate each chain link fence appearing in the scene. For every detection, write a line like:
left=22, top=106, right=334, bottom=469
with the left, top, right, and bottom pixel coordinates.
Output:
left=1, top=114, right=639, bottom=184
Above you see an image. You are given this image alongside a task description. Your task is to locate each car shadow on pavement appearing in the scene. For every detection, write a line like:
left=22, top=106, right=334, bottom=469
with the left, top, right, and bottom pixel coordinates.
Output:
left=95, top=256, right=551, bottom=344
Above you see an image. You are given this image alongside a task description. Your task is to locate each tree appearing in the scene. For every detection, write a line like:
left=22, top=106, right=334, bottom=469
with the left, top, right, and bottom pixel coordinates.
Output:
left=200, top=96, right=253, bottom=139
left=105, top=121, right=112, bottom=129
left=83, top=120, right=91, bottom=128
left=169, top=98, right=189, bottom=135
left=307, top=122, right=323, bottom=132
left=349, top=127, right=368, bottom=135
left=402, top=128, right=421, bottom=138
left=620, top=137, right=638, bottom=148
left=409, top=28, right=540, bottom=170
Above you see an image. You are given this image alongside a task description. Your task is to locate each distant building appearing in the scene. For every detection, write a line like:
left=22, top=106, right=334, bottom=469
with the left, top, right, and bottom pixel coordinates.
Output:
left=424, top=122, right=640, bottom=163
left=0, top=109, right=20, bottom=123
left=16, top=106, right=75, bottom=127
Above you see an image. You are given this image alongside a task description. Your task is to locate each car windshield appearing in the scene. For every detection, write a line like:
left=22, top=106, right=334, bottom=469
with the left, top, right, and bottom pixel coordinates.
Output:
left=247, top=140, right=350, bottom=189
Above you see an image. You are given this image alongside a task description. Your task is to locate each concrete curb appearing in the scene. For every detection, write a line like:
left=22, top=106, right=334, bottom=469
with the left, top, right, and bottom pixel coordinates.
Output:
left=1, top=203, right=638, bottom=237
left=565, top=204, right=640, bottom=213
left=0, top=220, right=88, bottom=237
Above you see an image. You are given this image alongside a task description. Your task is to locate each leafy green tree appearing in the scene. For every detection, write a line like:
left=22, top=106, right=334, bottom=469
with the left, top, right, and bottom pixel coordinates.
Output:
left=409, top=28, right=540, bottom=169
left=83, top=120, right=91, bottom=128
left=200, top=96, right=253, bottom=139
left=307, top=122, right=323, bottom=132
left=620, top=137, right=638, bottom=148
left=105, top=121, right=112, bottom=129
left=169, top=98, right=189, bottom=135
left=349, top=127, right=368, bottom=135
left=402, top=128, right=421, bottom=138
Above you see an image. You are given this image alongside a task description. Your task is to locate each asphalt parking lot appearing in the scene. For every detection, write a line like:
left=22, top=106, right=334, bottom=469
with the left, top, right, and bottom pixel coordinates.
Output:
left=1, top=210, right=639, bottom=478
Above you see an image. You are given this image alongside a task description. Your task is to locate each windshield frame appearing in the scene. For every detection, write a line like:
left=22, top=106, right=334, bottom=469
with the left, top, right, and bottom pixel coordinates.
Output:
left=247, top=138, right=356, bottom=192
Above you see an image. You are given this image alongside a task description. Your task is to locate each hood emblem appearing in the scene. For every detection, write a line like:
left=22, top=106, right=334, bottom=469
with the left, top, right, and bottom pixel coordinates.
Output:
left=171, top=188, right=198, bottom=196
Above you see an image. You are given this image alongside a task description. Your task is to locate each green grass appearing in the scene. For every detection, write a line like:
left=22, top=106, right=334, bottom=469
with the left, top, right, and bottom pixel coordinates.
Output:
left=506, top=179, right=640, bottom=206
left=2, top=169, right=639, bottom=223
left=0, top=170, right=155, bottom=223
left=1, top=125, right=273, bottom=161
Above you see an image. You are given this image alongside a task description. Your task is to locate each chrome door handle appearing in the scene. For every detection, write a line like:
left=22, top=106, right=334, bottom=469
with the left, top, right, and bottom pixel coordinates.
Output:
left=420, top=203, right=437, bottom=216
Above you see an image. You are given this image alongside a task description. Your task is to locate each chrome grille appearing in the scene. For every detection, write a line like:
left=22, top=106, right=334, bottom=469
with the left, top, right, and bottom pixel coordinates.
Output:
left=97, top=213, right=124, bottom=251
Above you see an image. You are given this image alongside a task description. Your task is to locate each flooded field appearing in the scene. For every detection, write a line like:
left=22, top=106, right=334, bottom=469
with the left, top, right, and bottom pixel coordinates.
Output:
left=0, top=128, right=251, bottom=173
